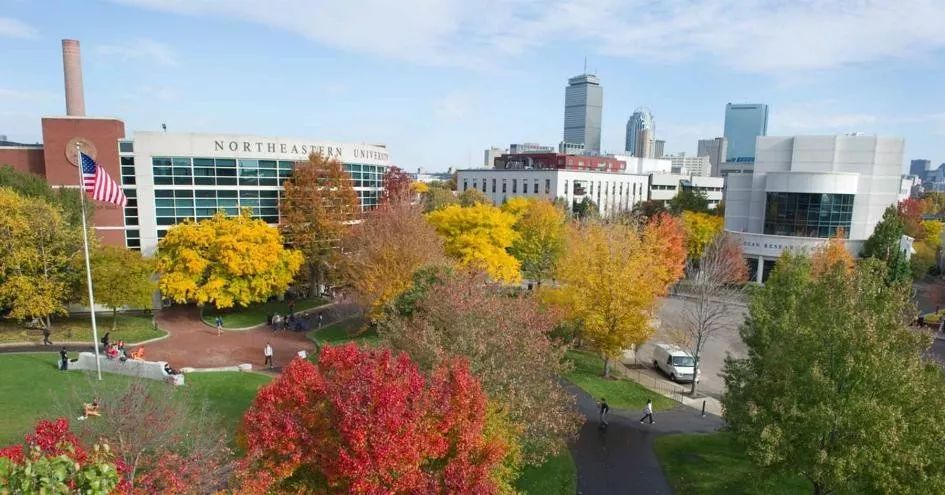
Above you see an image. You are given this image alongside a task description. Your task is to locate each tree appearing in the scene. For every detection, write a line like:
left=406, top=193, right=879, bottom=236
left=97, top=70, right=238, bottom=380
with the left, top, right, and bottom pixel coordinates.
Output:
left=239, top=346, right=506, bottom=494
left=572, top=197, right=599, bottom=220
left=631, top=199, right=667, bottom=221
left=861, top=205, right=911, bottom=283
left=681, top=211, right=724, bottom=259
left=458, top=187, right=490, bottom=206
left=422, top=185, right=459, bottom=212
left=380, top=165, right=413, bottom=205
left=921, top=191, right=945, bottom=216
left=68, top=381, right=233, bottom=494
left=426, top=204, right=521, bottom=284
left=722, top=253, right=945, bottom=494
left=810, top=229, right=854, bottom=279
left=0, top=418, right=127, bottom=494
left=340, top=201, right=447, bottom=320
left=380, top=270, right=582, bottom=463
left=0, top=188, right=83, bottom=334
left=88, top=246, right=156, bottom=330
left=675, top=233, right=747, bottom=395
left=898, top=197, right=924, bottom=238
left=507, top=199, right=566, bottom=286
left=280, top=153, right=360, bottom=296
left=554, top=218, right=685, bottom=376
left=668, top=188, right=709, bottom=214
left=156, top=211, right=303, bottom=309
left=0, top=164, right=91, bottom=227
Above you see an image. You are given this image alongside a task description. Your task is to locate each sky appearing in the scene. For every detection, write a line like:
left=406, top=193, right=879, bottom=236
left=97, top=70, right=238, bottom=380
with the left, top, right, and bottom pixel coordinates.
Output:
left=2, top=0, right=945, bottom=173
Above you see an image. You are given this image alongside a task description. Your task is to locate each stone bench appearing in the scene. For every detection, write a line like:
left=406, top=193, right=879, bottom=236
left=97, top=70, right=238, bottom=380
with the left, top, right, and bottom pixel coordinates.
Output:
left=69, top=352, right=185, bottom=386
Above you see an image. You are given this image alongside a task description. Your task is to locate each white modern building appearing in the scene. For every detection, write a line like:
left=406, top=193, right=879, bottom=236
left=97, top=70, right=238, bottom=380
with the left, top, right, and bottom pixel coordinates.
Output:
left=665, top=153, right=711, bottom=176
left=484, top=147, right=507, bottom=167
left=456, top=168, right=649, bottom=217
left=121, top=132, right=391, bottom=255
left=649, top=174, right=724, bottom=208
left=725, top=134, right=910, bottom=283
left=609, top=154, right=672, bottom=175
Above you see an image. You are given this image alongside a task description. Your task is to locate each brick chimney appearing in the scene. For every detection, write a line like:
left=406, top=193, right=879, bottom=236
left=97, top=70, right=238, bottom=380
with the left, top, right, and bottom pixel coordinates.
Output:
left=62, top=39, right=85, bottom=116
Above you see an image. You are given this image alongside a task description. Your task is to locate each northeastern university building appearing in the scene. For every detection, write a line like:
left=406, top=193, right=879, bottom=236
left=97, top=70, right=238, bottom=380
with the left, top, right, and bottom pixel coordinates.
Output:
left=0, top=40, right=392, bottom=255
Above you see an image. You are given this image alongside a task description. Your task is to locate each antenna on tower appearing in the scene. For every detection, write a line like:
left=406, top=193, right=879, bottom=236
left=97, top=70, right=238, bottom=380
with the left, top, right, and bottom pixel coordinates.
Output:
left=583, top=56, right=587, bottom=74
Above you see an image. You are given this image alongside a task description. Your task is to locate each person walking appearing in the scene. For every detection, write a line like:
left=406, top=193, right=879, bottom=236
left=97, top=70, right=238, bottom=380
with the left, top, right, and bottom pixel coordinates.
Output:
left=318, top=312, right=324, bottom=329
left=42, top=326, right=52, bottom=346
left=271, top=313, right=281, bottom=332
left=639, top=399, right=655, bottom=424
left=598, top=397, right=609, bottom=428
left=215, top=316, right=223, bottom=336
left=264, top=342, right=273, bottom=369
left=59, top=347, right=68, bottom=371
left=100, top=332, right=110, bottom=348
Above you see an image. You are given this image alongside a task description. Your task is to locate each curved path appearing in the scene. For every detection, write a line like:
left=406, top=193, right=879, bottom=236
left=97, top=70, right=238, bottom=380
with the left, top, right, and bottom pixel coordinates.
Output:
left=568, top=384, right=724, bottom=495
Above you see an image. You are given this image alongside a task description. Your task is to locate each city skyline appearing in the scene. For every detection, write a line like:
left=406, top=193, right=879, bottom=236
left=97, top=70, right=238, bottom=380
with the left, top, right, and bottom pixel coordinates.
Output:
left=2, top=1, right=945, bottom=172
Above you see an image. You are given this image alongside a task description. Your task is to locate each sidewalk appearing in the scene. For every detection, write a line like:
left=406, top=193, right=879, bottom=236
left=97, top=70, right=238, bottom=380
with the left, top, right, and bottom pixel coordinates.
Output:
left=612, top=361, right=724, bottom=416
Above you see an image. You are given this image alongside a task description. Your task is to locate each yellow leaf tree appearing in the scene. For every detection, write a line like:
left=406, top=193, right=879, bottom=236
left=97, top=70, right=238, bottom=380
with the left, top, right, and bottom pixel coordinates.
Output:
left=506, top=199, right=566, bottom=286
left=681, top=211, right=724, bottom=259
left=426, top=203, right=521, bottom=284
left=555, top=219, right=686, bottom=376
left=88, top=245, right=157, bottom=330
left=156, top=211, right=303, bottom=309
left=279, top=153, right=360, bottom=297
left=341, top=202, right=447, bottom=320
left=811, top=229, right=855, bottom=278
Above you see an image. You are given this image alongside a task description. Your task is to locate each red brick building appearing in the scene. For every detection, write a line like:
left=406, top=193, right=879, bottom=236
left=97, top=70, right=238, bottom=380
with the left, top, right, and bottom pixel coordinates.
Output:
left=494, top=152, right=626, bottom=172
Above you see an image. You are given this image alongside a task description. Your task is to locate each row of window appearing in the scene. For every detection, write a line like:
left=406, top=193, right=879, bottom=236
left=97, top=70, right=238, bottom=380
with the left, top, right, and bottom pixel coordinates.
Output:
left=149, top=157, right=385, bottom=188
left=462, top=177, right=553, bottom=195
left=763, top=192, right=854, bottom=238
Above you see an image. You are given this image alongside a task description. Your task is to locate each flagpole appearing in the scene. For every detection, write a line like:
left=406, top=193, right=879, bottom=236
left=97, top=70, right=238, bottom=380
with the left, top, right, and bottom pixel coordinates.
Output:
left=76, top=144, right=102, bottom=381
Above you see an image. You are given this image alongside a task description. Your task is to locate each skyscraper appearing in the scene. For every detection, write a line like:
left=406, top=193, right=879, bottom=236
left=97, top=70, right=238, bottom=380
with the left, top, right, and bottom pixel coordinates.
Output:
left=563, top=74, right=602, bottom=153
left=625, top=108, right=654, bottom=156
left=723, top=103, right=768, bottom=162
left=698, top=137, right=728, bottom=176
left=910, top=159, right=931, bottom=178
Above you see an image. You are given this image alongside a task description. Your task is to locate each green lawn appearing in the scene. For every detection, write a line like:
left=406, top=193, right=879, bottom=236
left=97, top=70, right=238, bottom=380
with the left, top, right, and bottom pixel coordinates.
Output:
left=654, top=432, right=809, bottom=495
left=0, top=353, right=270, bottom=446
left=0, top=314, right=165, bottom=345
left=516, top=450, right=577, bottom=495
left=565, top=349, right=676, bottom=411
left=307, top=317, right=379, bottom=347
left=202, top=297, right=328, bottom=328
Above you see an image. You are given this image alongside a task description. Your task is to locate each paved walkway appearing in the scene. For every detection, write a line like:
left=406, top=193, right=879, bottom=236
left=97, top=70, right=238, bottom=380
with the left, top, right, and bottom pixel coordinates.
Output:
left=568, top=384, right=724, bottom=495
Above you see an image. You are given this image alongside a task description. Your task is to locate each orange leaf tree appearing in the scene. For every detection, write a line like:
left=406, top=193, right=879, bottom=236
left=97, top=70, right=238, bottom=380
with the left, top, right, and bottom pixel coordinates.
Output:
left=279, top=153, right=360, bottom=297
left=238, top=345, right=506, bottom=494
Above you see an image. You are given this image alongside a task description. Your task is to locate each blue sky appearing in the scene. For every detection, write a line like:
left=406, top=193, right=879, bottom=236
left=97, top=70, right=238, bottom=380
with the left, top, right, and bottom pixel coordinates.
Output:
left=3, top=0, right=945, bottom=172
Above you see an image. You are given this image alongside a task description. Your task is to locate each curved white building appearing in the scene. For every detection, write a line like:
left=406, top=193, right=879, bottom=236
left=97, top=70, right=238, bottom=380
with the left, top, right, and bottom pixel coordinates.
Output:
left=725, top=135, right=912, bottom=282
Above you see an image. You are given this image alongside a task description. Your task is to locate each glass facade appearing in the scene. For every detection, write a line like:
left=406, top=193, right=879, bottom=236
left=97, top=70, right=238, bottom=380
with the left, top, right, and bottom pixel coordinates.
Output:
left=723, top=103, right=768, bottom=162
left=763, top=192, right=853, bottom=238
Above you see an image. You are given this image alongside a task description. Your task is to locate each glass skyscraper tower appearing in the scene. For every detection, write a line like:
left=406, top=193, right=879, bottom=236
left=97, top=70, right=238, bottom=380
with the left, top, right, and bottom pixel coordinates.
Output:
left=723, top=103, right=769, bottom=162
left=625, top=108, right=655, bottom=156
left=563, top=74, right=602, bottom=153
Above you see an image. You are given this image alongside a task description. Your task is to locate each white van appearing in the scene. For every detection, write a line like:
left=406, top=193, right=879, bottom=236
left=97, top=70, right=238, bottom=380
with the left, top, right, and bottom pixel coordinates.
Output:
left=652, top=344, right=700, bottom=383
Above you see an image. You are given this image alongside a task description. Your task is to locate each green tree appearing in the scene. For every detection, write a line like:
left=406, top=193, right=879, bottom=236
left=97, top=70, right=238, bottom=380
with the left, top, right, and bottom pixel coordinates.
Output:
left=507, top=199, right=566, bottom=286
left=572, top=197, right=599, bottom=220
left=861, top=205, right=911, bottom=283
left=0, top=164, right=91, bottom=227
left=631, top=199, right=668, bottom=221
left=668, top=188, right=709, bottom=214
left=0, top=188, right=83, bottom=334
left=458, top=187, right=490, bottom=206
left=722, top=253, right=945, bottom=495
left=88, top=245, right=156, bottom=330
left=422, top=185, right=459, bottom=212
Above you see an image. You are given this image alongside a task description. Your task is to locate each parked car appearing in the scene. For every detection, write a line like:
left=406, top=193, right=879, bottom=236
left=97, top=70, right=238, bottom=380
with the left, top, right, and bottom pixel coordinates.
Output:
left=652, top=344, right=700, bottom=383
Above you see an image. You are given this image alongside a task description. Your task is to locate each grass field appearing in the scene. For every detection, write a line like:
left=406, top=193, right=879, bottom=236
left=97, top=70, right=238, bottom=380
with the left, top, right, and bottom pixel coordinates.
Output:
left=654, top=432, right=809, bottom=495
left=202, top=297, right=328, bottom=329
left=307, top=317, right=379, bottom=347
left=565, top=349, right=676, bottom=411
left=515, top=450, right=577, bottom=495
left=0, top=353, right=270, bottom=445
left=0, top=314, right=165, bottom=345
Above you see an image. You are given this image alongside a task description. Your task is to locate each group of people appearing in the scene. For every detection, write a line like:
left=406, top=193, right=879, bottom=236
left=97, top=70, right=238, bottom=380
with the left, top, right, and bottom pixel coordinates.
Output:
left=100, top=332, right=144, bottom=362
left=597, top=398, right=655, bottom=429
left=269, top=311, right=323, bottom=333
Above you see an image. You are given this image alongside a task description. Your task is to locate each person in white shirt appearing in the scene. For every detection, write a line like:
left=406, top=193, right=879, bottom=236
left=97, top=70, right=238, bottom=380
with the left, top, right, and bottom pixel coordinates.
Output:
left=639, top=399, right=654, bottom=424
left=264, top=343, right=273, bottom=369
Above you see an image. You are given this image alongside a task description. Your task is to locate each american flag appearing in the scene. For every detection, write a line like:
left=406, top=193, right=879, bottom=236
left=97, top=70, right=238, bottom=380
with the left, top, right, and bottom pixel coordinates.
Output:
left=81, top=153, right=127, bottom=207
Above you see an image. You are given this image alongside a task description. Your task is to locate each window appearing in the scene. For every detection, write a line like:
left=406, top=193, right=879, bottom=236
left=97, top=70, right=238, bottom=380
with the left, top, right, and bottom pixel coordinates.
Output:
left=763, top=192, right=854, bottom=238
left=492, top=179, right=496, bottom=193
left=463, top=179, right=468, bottom=191
left=512, top=179, right=517, bottom=193
left=502, top=180, right=507, bottom=193
left=545, top=179, right=551, bottom=194
left=533, top=180, right=539, bottom=194
left=481, top=180, right=486, bottom=193
left=118, top=141, right=134, bottom=153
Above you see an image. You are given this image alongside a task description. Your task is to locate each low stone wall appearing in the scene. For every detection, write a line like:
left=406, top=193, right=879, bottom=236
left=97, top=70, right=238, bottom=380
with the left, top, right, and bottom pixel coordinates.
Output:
left=69, top=352, right=184, bottom=386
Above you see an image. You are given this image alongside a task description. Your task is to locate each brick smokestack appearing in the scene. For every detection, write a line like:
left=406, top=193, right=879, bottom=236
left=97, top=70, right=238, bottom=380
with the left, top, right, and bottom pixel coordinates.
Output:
left=62, top=39, right=85, bottom=116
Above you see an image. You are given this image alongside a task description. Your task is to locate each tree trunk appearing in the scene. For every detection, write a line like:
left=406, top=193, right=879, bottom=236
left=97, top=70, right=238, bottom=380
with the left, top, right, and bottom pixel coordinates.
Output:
left=603, top=356, right=611, bottom=378
left=813, top=482, right=823, bottom=495
left=112, top=307, right=118, bottom=331
left=689, top=355, right=699, bottom=395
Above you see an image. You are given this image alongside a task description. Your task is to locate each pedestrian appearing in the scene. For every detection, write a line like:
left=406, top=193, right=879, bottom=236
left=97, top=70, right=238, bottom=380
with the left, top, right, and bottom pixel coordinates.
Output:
left=266, top=313, right=274, bottom=327
left=42, top=326, right=52, bottom=346
left=215, top=316, right=223, bottom=336
left=264, top=342, right=273, bottom=369
left=282, top=316, right=290, bottom=332
left=100, top=332, right=110, bottom=348
left=938, top=316, right=944, bottom=335
left=318, top=312, right=324, bottom=329
left=598, top=397, right=609, bottom=428
left=639, top=399, right=654, bottom=424
left=59, top=347, right=68, bottom=371
left=272, top=314, right=281, bottom=332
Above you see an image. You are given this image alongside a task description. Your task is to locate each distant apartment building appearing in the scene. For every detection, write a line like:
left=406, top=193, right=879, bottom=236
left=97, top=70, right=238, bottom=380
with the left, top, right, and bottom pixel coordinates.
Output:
left=698, top=137, right=727, bottom=176
left=910, top=158, right=931, bottom=178
left=649, top=174, right=724, bottom=208
left=510, top=142, right=555, bottom=154
left=558, top=141, right=586, bottom=155
left=563, top=74, right=603, bottom=153
left=652, top=139, right=665, bottom=159
left=665, top=153, right=711, bottom=176
left=724, top=103, right=768, bottom=163
left=493, top=152, right=625, bottom=172
left=484, top=147, right=508, bottom=167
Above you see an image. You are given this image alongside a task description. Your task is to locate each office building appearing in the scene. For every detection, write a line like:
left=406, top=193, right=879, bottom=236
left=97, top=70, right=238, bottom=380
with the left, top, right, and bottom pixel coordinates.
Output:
left=635, top=129, right=654, bottom=158
left=484, top=147, right=507, bottom=167
left=0, top=39, right=391, bottom=255
left=457, top=168, right=648, bottom=217
left=509, top=142, right=554, bottom=154
left=494, top=152, right=625, bottom=172
left=412, top=168, right=454, bottom=183
left=563, top=74, right=603, bottom=153
left=698, top=137, right=727, bottom=176
left=649, top=174, right=724, bottom=209
left=625, top=108, right=654, bottom=156
left=725, top=134, right=911, bottom=283
left=724, top=103, right=768, bottom=163
left=558, top=141, right=585, bottom=155
left=652, top=139, right=665, bottom=159
left=666, top=153, right=711, bottom=176
left=910, top=159, right=931, bottom=178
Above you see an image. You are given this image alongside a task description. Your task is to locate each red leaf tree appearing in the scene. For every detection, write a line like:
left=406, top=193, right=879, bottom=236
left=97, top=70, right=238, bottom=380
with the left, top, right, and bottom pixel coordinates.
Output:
left=898, top=197, right=924, bottom=239
left=238, top=345, right=505, bottom=494
left=381, top=165, right=413, bottom=205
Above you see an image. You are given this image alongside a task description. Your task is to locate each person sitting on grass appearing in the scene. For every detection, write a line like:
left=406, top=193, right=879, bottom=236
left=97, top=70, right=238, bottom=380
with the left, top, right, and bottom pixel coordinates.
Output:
left=129, top=347, right=145, bottom=360
left=105, top=344, right=119, bottom=360
left=78, top=401, right=101, bottom=420
left=163, top=362, right=178, bottom=375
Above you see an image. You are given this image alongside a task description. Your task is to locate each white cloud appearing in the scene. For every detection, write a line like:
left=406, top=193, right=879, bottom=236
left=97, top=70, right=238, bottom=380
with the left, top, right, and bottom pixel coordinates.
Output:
left=0, top=16, right=37, bottom=39
left=97, top=37, right=178, bottom=66
left=434, top=91, right=474, bottom=121
left=109, top=0, right=945, bottom=73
